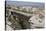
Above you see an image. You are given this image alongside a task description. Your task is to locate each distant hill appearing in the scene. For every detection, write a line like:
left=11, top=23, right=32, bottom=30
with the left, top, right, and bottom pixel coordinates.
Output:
left=6, top=1, right=45, bottom=9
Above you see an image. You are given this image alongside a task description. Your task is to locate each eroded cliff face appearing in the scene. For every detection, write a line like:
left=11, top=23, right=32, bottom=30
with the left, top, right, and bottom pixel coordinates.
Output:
left=7, top=13, right=31, bottom=30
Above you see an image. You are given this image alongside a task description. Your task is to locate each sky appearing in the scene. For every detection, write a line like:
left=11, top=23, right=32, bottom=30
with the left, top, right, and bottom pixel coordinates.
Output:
left=6, top=0, right=44, bottom=3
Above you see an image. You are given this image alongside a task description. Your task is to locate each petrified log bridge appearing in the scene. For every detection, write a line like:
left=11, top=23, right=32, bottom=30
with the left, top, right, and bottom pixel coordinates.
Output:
left=11, top=11, right=31, bottom=21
